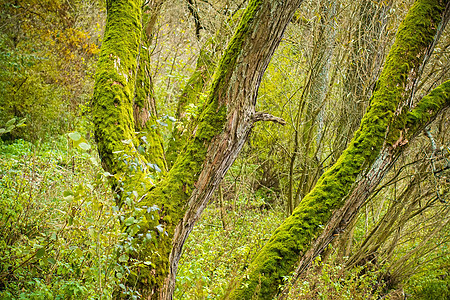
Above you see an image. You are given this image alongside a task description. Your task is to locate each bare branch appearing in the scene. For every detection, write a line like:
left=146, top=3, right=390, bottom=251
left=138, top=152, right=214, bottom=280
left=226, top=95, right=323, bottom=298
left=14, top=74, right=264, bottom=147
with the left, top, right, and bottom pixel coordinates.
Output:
left=252, top=112, right=287, bottom=125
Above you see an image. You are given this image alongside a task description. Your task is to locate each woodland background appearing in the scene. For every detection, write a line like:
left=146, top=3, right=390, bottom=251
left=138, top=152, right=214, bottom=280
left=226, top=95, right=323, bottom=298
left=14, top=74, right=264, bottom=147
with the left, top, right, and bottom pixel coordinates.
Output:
left=0, top=0, right=449, bottom=299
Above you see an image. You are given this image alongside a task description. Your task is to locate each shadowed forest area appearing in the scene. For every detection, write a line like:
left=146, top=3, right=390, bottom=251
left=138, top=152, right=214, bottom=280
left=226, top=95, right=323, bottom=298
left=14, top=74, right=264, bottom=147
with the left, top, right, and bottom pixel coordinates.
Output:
left=0, top=0, right=449, bottom=299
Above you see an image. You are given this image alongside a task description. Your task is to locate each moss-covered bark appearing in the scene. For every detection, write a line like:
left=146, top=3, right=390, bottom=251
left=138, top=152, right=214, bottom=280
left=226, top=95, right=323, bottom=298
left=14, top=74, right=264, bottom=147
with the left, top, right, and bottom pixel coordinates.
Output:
left=92, top=0, right=155, bottom=198
left=118, top=0, right=269, bottom=297
left=93, top=0, right=141, bottom=172
left=405, top=80, right=450, bottom=133
left=225, top=1, right=447, bottom=299
left=165, top=45, right=216, bottom=167
left=165, top=12, right=243, bottom=167
left=133, top=3, right=167, bottom=174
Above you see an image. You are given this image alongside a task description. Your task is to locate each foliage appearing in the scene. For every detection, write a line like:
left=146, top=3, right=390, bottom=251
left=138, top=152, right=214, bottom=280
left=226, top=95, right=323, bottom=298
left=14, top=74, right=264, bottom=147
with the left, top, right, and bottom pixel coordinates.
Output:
left=0, top=0, right=103, bottom=141
left=0, top=137, right=120, bottom=299
left=407, top=256, right=450, bottom=300
left=0, top=0, right=449, bottom=299
left=285, top=259, right=385, bottom=300
left=175, top=200, right=284, bottom=299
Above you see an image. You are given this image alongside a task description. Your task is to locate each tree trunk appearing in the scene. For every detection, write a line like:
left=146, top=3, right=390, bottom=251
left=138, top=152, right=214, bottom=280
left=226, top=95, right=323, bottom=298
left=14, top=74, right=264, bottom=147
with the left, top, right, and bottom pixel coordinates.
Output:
left=92, top=0, right=303, bottom=298
left=225, top=1, right=449, bottom=299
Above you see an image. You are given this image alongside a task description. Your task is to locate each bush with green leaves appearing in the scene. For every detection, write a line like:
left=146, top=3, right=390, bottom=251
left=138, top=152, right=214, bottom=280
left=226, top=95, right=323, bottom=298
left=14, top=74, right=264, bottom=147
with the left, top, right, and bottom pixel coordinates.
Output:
left=0, top=136, right=121, bottom=299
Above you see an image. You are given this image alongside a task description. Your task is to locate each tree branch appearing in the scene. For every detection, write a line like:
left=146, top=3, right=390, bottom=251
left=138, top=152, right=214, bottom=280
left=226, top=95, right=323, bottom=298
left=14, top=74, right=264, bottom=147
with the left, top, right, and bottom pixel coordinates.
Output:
left=252, top=112, right=286, bottom=125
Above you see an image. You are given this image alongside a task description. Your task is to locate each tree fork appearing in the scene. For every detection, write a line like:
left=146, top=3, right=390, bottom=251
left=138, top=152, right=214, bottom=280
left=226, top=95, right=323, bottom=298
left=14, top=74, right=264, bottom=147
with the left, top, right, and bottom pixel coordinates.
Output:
left=93, top=0, right=305, bottom=298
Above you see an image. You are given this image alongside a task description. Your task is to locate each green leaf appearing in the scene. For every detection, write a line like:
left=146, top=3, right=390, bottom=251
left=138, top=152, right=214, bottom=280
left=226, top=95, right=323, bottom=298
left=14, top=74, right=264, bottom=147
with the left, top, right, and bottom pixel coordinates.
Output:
left=36, top=248, right=46, bottom=259
left=75, top=248, right=83, bottom=257
left=124, top=217, right=136, bottom=226
left=118, top=254, right=129, bottom=262
left=5, top=118, right=16, bottom=127
left=63, top=190, right=73, bottom=197
left=137, top=145, right=145, bottom=154
left=128, top=224, right=140, bottom=236
left=78, top=142, right=91, bottom=150
left=0, top=128, right=5, bottom=134
left=90, top=156, right=99, bottom=166
left=47, top=257, right=56, bottom=265
left=149, top=163, right=161, bottom=173
left=68, top=132, right=82, bottom=141
left=64, top=195, right=74, bottom=201
left=16, top=118, right=26, bottom=126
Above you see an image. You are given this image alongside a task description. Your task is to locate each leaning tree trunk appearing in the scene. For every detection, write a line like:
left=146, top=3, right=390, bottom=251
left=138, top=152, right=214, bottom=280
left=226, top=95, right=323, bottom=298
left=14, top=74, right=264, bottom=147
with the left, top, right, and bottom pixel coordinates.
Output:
left=92, top=0, right=304, bottom=298
left=225, top=0, right=450, bottom=299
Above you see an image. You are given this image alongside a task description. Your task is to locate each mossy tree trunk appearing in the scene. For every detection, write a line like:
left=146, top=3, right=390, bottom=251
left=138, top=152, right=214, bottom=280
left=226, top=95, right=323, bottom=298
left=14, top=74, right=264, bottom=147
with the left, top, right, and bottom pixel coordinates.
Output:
left=225, top=0, right=450, bottom=299
left=165, top=12, right=242, bottom=167
left=133, top=0, right=167, bottom=173
left=92, top=0, right=303, bottom=298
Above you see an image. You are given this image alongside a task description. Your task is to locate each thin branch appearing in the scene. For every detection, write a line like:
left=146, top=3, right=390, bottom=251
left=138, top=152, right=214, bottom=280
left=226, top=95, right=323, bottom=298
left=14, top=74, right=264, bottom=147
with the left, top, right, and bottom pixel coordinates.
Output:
left=252, top=112, right=287, bottom=125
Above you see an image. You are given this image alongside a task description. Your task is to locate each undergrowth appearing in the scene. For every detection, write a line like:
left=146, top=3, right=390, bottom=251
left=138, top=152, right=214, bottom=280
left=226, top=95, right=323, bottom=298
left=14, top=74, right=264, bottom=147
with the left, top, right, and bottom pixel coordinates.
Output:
left=0, top=137, right=120, bottom=299
left=1, top=137, right=446, bottom=299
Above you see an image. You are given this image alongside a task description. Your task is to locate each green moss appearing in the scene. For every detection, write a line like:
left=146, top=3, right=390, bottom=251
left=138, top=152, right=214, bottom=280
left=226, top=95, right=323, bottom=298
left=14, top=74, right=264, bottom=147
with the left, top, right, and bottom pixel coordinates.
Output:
left=116, top=0, right=267, bottom=295
left=165, top=45, right=216, bottom=166
left=406, top=80, right=450, bottom=133
left=226, top=1, right=446, bottom=299
left=92, top=0, right=144, bottom=177
left=135, top=35, right=168, bottom=173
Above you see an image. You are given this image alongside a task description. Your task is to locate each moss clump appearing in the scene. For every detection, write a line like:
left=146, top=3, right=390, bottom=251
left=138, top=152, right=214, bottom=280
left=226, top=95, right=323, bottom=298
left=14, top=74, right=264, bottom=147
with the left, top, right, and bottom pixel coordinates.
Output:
left=226, top=0, right=446, bottom=299
left=406, top=80, right=450, bottom=132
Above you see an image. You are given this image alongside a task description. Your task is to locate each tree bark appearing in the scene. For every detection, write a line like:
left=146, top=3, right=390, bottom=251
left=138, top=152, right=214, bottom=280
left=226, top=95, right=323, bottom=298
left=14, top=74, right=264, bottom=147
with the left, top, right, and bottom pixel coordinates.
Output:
left=93, top=0, right=302, bottom=298
left=225, top=1, right=449, bottom=299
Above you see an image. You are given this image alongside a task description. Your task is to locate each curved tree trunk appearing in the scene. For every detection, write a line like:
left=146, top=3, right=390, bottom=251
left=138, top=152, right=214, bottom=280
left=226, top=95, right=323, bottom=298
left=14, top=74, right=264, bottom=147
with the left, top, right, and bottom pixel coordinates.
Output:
left=225, top=0, right=449, bottom=299
left=92, top=0, right=303, bottom=298
left=281, top=80, right=449, bottom=298
left=92, top=0, right=449, bottom=299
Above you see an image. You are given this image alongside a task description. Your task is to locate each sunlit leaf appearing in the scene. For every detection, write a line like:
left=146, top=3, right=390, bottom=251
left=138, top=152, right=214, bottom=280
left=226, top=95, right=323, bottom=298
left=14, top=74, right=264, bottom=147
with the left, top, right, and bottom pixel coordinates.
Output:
left=78, top=142, right=91, bottom=150
left=118, top=254, right=129, bottom=262
left=5, top=118, right=16, bottom=127
left=68, top=132, right=82, bottom=141
left=124, top=217, right=136, bottom=226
